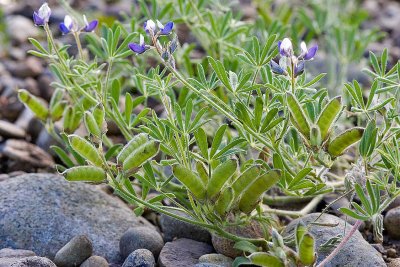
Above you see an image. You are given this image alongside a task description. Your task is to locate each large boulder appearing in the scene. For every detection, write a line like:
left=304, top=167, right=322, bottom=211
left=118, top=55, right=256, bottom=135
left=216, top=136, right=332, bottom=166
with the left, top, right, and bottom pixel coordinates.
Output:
left=0, top=173, right=153, bottom=263
left=284, top=213, right=385, bottom=267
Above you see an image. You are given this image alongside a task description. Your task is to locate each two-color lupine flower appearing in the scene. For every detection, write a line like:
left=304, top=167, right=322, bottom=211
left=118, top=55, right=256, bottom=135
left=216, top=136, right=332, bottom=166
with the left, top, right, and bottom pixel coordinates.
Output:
left=59, top=14, right=98, bottom=34
left=33, top=3, right=51, bottom=26
left=156, top=20, right=174, bottom=35
left=128, top=34, right=150, bottom=55
left=144, top=19, right=174, bottom=36
left=271, top=38, right=318, bottom=77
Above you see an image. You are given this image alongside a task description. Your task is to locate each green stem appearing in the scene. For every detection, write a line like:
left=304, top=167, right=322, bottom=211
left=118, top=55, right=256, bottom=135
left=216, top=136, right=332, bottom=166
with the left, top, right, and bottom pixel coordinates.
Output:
left=73, top=32, right=84, bottom=60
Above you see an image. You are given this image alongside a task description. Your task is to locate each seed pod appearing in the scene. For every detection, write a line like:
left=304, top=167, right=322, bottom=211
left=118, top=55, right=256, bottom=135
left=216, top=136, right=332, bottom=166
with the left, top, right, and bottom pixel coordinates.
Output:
left=93, top=104, right=106, bottom=132
left=249, top=252, right=284, bottom=267
left=117, top=133, right=148, bottom=164
left=295, top=222, right=307, bottom=248
left=327, top=127, right=364, bottom=157
left=69, top=134, right=103, bottom=167
left=317, top=96, right=342, bottom=140
left=50, top=101, right=67, bottom=121
left=239, top=169, right=281, bottom=214
left=18, top=89, right=48, bottom=121
left=298, top=233, right=316, bottom=266
left=214, top=187, right=234, bottom=216
left=173, top=164, right=206, bottom=200
left=287, top=92, right=310, bottom=139
left=231, top=166, right=260, bottom=194
left=84, top=111, right=101, bottom=137
left=196, top=161, right=209, bottom=185
left=310, top=125, right=322, bottom=147
left=207, top=159, right=237, bottom=199
left=49, top=88, right=64, bottom=110
left=122, top=140, right=159, bottom=172
left=63, top=107, right=82, bottom=133
left=63, top=166, right=106, bottom=182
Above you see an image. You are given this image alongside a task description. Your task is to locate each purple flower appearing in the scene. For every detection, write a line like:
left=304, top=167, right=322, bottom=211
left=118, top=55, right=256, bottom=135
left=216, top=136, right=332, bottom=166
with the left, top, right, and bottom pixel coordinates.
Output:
left=83, top=15, right=98, bottom=32
left=270, top=60, right=285, bottom=75
left=157, top=20, right=174, bottom=35
left=128, top=34, right=149, bottom=55
left=294, top=61, right=305, bottom=77
left=144, top=19, right=156, bottom=34
left=33, top=3, right=51, bottom=26
left=300, top=42, right=318, bottom=60
left=278, top=38, right=293, bottom=57
left=59, top=15, right=74, bottom=34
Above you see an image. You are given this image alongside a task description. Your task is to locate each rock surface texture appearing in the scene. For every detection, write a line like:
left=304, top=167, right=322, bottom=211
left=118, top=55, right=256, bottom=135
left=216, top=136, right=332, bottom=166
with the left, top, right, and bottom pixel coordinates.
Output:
left=0, top=173, right=153, bottom=263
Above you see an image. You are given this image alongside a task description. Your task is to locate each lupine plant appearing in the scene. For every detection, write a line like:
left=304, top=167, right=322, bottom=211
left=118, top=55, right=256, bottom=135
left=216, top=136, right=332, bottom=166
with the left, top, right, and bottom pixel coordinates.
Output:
left=20, top=1, right=400, bottom=266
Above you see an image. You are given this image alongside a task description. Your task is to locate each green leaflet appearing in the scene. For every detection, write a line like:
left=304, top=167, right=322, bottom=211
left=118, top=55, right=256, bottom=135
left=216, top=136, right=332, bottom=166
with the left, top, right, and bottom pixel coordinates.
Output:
left=173, top=164, right=206, bottom=200
left=317, top=96, right=342, bottom=140
left=287, top=93, right=310, bottom=139
left=328, top=127, right=364, bottom=157
left=207, top=159, right=237, bottom=199
left=239, top=169, right=281, bottom=213
left=63, top=166, right=106, bottom=182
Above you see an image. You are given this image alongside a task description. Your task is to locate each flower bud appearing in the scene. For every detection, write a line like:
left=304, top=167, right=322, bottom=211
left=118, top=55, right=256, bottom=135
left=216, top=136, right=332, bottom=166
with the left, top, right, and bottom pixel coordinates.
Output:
left=144, top=19, right=156, bottom=34
left=279, top=38, right=293, bottom=57
left=33, top=3, right=51, bottom=26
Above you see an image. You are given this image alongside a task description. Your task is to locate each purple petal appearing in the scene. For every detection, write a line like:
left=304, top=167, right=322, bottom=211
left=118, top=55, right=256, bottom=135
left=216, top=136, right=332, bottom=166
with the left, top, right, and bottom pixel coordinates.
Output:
left=270, top=60, right=284, bottom=75
left=278, top=40, right=285, bottom=56
left=304, top=44, right=318, bottom=60
left=160, top=21, right=174, bottom=35
left=143, top=21, right=149, bottom=34
left=128, top=43, right=147, bottom=54
left=84, top=20, right=98, bottom=32
left=294, top=61, right=305, bottom=76
left=59, top=23, right=70, bottom=34
left=33, top=12, right=45, bottom=26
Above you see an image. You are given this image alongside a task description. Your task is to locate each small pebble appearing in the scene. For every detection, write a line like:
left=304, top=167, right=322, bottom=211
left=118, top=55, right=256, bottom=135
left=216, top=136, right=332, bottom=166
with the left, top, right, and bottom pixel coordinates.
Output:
left=388, top=248, right=398, bottom=258
left=385, top=207, right=400, bottom=239
left=80, top=255, right=108, bottom=267
left=0, top=248, right=35, bottom=258
left=122, top=249, right=155, bottom=267
left=198, top=253, right=233, bottom=267
left=54, top=235, right=93, bottom=267
left=120, top=227, right=164, bottom=259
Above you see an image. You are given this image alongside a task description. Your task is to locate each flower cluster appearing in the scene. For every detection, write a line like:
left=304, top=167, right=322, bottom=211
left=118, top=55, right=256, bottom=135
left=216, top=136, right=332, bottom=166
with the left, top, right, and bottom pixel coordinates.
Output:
left=33, top=3, right=97, bottom=34
left=128, top=19, right=174, bottom=55
left=270, top=38, right=318, bottom=77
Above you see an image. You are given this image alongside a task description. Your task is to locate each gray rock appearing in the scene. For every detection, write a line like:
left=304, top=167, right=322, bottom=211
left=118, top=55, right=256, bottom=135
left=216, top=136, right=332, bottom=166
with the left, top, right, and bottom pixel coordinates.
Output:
left=0, top=174, right=153, bottom=263
left=160, top=210, right=211, bottom=243
left=158, top=238, right=214, bottom=267
left=198, top=254, right=233, bottom=267
left=120, top=227, right=164, bottom=259
left=122, top=249, right=155, bottom=267
left=54, top=235, right=93, bottom=267
left=211, top=220, right=263, bottom=258
left=0, top=120, right=26, bottom=139
left=4, top=57, right=44, bottom=78
left=284, top=213, right=386, bottom=267
left=0, top=248, right=35, bottom=258
left=80, top=255, right=109, bottom=267
left=0, top=256, right=56, bottom=267
left=6, top=15, right=40, bottom=43
left=385, top=206, right=400, bottom=239
left=388, top=258, right=400, bottom=267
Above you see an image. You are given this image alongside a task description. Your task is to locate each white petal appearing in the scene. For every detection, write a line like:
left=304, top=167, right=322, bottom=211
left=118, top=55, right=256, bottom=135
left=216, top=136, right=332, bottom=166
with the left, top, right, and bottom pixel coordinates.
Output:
left=140, top=34, right=145, bottom=46
left=300, top=41, right=308, bottom=54
left=145, top=19, right=156, bottom=31
left=38, top=3, right=51, bottom=21
left=64, top=15, right=73, bottom=29
left=156, top=20, right=164, bottom=29
left=281, top=38, right=293, bottom=52
left=83, top=14, right=89, bottom=26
